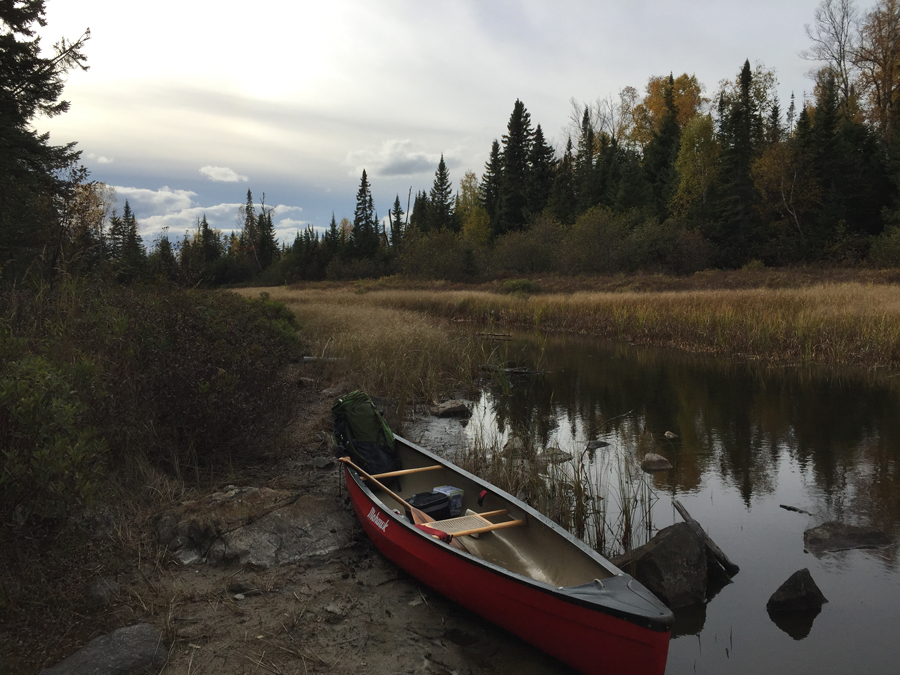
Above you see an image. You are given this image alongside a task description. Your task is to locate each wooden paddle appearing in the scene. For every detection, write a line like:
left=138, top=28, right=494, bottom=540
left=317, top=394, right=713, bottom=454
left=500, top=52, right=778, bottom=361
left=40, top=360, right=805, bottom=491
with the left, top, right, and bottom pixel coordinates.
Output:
left=362, top=464, right=443, bottom=481
left=337, top=456, right=468, bottom=551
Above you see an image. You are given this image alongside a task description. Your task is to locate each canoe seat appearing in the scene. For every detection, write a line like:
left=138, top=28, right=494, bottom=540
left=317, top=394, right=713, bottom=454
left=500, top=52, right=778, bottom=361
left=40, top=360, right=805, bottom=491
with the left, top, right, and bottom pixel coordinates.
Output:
left=427, top=512, right=492, bottom=535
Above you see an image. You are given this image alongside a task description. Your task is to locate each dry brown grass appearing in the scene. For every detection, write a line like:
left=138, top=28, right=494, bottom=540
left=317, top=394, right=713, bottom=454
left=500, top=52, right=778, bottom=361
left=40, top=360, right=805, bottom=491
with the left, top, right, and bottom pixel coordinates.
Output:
left=294, top=282, right=900, bottom=370
left=235, top=288, right=484, bottom=411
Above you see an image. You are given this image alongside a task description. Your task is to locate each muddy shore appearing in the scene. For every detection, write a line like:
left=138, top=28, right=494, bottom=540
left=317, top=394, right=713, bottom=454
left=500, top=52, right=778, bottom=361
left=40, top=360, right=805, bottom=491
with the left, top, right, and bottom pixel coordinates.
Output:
left=15, top=383, right=574, bottom=675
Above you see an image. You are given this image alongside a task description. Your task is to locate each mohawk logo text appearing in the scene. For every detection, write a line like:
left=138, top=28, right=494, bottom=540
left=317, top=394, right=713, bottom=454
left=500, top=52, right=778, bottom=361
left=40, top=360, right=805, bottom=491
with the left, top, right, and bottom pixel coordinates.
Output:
left=367, top=507, right=390, bottom=532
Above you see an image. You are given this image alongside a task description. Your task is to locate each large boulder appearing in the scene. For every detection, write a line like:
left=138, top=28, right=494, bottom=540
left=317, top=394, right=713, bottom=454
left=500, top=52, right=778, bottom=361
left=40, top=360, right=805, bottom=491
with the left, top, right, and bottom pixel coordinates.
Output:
left=40, top=624, right=165, bottom=675
left=767, top=568, right=828, bottom=612
left=803, top=521, right=890, bottom=555
left=611, top=522, right=709, bottom=608
left=157, top=487, right=354, bottom=567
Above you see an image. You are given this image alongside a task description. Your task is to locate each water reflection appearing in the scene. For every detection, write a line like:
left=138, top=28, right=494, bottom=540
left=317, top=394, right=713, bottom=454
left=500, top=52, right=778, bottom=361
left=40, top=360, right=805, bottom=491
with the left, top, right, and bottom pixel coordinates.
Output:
left=470, top=332, right=900, bottom=555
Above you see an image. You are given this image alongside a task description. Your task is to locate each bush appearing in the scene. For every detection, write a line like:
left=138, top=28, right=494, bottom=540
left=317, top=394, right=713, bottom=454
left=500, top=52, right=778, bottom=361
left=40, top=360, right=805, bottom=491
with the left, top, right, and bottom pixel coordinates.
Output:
left=396, top=228, right=482, bottom=281
left=490, top=217, right=562, bottom=275
left=0, top=351, right=106, bottom=525
left=0, top=284, right=304, bottom=490
left=500, top=279, right=541, bottom=295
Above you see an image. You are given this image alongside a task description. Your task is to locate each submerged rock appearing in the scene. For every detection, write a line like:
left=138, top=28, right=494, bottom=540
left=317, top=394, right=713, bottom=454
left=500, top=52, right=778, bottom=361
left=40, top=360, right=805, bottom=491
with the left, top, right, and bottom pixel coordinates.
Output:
left=641, top=452, right=673, bottom=472
left=803, top=521, right=890, bottom=554
left=767, top=568, right=828, bottom=612
left=157, top=487, right=354, bottom=567
left=40, top=623, right=165, bottom=675
left=431, top=400, right=472, bottom=418
left=585, top=440, right=610, bottom=450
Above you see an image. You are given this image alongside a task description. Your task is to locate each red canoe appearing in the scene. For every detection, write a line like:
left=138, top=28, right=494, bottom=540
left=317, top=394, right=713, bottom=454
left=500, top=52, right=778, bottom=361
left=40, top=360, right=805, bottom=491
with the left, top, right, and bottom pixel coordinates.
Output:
left=342, top=434, right=673, bottom=675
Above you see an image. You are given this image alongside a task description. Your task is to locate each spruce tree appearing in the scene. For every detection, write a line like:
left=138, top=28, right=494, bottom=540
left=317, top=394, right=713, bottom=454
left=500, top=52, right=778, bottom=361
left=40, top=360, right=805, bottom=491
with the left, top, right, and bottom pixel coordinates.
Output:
left=480, top=140, right=503, bottom=234
left=574, top=107, right=597, bottom=212
left=351, top=169, right=378, bottom=257
left=642, top=74, right=682, bottom=219
left=548, top=137, right=577, bottom=224
left=527, top=124, right=555, bottom=216
left=390, top=194, right=405, bottom=247
left=428, top=155, right=454, bottom=231
left=498, top=99, right=533, bottom=235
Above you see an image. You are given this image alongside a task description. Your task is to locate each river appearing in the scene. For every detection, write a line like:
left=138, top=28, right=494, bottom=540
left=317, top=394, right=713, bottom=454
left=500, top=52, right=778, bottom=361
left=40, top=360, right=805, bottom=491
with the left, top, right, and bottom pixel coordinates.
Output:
left=408, top=330, right=900, bottom=675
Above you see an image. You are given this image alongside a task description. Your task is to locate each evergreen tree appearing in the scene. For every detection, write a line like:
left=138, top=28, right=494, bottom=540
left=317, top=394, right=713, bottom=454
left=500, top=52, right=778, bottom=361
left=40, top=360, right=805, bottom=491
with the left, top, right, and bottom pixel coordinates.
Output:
left=351, top=169, right=378, bottom=257
left=642, top=74, right=682, bottom=219
left=428, top=155, right=454, bottom=230
left=548, top=137, right=578, bottom=224
left=409, top=190, right=430, bottom=232
left=256, top=195, right=278, bottom=270
left=574, top=107, right=597, bottom=212
left=480, top=140, right=503, bottom=233
left=0, top=1, right=90, bottom=281
left=498, top=99, right=533, bottom=235
left=527, top=124, right=555, bottom=215
left=390, top=194, right=405, bottom=247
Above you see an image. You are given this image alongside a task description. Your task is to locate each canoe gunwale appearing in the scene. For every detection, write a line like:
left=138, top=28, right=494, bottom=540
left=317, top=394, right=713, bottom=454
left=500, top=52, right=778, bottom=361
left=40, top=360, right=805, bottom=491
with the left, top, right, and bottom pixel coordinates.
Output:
left=345, top=433, right=673, bottom=634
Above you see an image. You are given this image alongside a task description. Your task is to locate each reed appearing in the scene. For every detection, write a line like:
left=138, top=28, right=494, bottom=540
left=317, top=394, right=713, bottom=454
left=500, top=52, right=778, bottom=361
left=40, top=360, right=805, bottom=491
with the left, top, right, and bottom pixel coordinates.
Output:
left=454, top=421, right=656, bottom=559
left=290, top=283, right=900, bottom=370
left=235, top=288, right=484, bottom=411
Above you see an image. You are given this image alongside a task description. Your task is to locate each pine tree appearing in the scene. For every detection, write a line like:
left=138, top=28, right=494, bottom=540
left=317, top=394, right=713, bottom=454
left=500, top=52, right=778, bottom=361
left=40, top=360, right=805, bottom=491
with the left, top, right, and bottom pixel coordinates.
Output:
left=642, top=74, right=682, bottom=218
left=256, top=195, right=278, bottom=270
left=574, top=107, right=596, bottom=212
left=480, top=140, right=503, bottom=234
left=527, top=124, right=555, bottom=215
left=548, top=137, right=577, bottom=224
left=498, top=99, right=534, bottom=235
left=428, top=155, right=454, bottom=231
left=390, top=194, right=405, bottom=247
left=351, top=169, right=378, bottom=257
left=0, top=1, right=90, bottom=280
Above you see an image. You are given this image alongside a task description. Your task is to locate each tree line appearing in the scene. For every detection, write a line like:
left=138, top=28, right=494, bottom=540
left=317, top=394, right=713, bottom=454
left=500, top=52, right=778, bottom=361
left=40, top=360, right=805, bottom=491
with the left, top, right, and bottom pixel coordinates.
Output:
left=7, top=0, right=900, bottom=288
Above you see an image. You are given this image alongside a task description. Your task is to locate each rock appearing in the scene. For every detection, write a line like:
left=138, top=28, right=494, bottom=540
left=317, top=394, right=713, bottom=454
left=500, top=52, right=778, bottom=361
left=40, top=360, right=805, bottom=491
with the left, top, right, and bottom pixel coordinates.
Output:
left=767, top=568, right=828, bottom=611
left=540, top=447, right=573, bottom=464
left=641, top=452, right=673, bottom=472
left=297, top=376, right=316, bottom=388
left=312, top=456, right=335, bottom=470
left=83, top=577, right=119, bottom=608
left=320, top=383, right=350, bottom=398
left=664, top=431, right=679, bottom=440
left=157, top=488, right=354, bottom=567
left=585, top=440, right=610, bottom=450
left=768, top=605, right=822, bottom=640
left=431, top=400, right=472, bottom=419
left=803, top=521, right=890, bottom=554
left=611, top=522, right=709, bottom=608
left=40, top=623, right=165, bottom=675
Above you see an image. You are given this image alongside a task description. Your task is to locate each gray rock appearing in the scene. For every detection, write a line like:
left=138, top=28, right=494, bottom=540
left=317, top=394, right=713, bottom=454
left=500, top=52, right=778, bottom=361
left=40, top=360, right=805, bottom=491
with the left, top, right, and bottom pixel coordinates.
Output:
left=431, top=400, right=472, bottom=418
left=321, top=382, right=350, bottom=398
left=297, top=376, right=316, bottom=388
left=157, top=488, right=354, bottom=568
left=804, top=521, right=890, bottom=554
left=641, top=452, right=673, bottom=472
left=83, top=577, right=119, bottom=608
left=312, top=456, right=335, bottom=469
left=767, top=568, right=828, bottom=611
left=611, top=522, right=708, bottom=608
left=40, top=623, right=165, bottom=675
left=540, top=447, right=573, bottom=465
left=585, top=440, right=610, bottom=450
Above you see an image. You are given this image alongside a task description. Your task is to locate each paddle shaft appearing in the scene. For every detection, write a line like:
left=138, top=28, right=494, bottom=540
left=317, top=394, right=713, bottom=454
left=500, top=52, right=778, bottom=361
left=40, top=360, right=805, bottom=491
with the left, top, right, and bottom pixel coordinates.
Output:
left=338, top=457, right=415, bottom=512
left=453, top=519, right=524, bottom=538
left=362, top=465, right=443, bottom=481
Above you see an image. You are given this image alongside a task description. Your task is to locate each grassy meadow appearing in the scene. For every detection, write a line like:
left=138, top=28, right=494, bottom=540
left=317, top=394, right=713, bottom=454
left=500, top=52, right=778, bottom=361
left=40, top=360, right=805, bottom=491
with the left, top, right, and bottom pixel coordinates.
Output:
left=249, top=278, right=900, bottom=372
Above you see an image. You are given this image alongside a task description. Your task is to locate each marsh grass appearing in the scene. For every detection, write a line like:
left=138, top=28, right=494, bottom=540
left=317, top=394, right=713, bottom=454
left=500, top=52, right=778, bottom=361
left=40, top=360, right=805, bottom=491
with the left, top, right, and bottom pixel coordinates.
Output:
left=455, top=421, right=656, bottom=559
left=238, top=288, right=486, bottom=412
left=308, top=283, right=900, bottom=370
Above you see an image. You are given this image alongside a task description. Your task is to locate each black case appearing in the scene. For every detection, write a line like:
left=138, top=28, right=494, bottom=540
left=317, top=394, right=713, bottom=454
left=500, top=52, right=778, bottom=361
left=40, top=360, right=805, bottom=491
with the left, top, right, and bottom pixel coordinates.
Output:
left=405, top=491, right=451, bottom=521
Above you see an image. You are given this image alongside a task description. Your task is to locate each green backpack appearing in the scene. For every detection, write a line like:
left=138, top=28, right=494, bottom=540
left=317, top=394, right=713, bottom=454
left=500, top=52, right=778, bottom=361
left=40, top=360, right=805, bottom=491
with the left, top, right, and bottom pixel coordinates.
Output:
left=332, top=391, right=400, bottom=476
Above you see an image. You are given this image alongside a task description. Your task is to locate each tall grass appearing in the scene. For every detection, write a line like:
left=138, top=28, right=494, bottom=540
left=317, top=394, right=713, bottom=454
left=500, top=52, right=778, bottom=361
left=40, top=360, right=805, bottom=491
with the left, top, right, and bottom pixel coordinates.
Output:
left=455, top=422, right=656, bottom=558
left=237, top=288, right=485, bottom=412
left=307, top=283, right=900, bottom=370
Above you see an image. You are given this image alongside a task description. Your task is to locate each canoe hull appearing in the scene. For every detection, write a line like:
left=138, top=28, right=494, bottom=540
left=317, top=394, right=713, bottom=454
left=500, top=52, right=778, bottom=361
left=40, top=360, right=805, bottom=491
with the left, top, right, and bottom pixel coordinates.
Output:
left=343, top=441, right=671, bottom=675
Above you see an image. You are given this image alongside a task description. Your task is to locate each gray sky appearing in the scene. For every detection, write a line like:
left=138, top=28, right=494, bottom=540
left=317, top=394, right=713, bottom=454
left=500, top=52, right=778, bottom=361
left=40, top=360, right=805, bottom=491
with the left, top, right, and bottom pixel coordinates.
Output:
left=35, top=0, right=833, bottom=245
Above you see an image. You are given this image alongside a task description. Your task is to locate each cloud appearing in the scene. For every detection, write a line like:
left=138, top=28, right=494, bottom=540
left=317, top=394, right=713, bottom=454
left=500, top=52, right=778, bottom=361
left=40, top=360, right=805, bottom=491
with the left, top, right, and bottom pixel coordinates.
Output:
left=346, top=139, right=442, bottom=178
left=199, top=165, right=249, bottom=182
left=113, top=186, right=198, bottom=216
left=86, top=152, right=114, bottom=164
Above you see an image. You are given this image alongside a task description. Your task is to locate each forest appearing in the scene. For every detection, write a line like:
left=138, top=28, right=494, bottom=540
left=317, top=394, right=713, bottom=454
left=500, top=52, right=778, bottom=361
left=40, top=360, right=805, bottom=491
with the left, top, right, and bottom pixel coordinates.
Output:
left=6, top=2, right=900, bottom=287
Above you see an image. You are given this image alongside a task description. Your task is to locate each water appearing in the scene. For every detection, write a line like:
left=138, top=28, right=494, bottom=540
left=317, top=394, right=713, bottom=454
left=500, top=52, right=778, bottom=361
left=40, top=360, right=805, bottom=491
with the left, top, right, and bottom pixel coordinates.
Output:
left=408, top=331, right=900, bottom=674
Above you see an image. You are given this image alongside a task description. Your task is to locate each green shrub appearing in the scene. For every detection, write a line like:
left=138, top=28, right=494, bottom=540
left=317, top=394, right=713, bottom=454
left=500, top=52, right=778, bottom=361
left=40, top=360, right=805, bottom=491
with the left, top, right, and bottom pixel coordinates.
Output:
left=500, top=279, right=541, bottom=295
left=0, top=352, right=106, bottom=525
